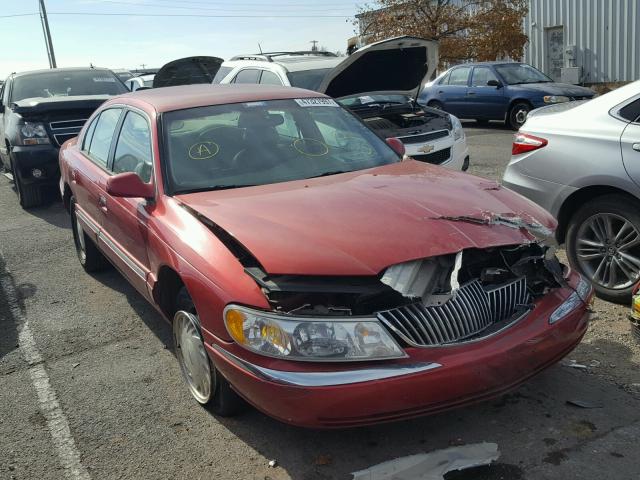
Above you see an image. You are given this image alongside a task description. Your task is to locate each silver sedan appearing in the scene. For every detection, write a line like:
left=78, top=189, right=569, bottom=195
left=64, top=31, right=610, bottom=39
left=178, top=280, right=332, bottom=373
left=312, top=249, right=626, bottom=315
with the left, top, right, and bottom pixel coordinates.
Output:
left=503, top=81, right=640, bottom=303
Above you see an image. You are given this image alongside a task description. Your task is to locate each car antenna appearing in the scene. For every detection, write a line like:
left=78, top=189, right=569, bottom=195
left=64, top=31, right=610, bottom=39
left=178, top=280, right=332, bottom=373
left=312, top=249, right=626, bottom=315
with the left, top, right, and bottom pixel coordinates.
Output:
left=258, top=43, right=263, bottom=54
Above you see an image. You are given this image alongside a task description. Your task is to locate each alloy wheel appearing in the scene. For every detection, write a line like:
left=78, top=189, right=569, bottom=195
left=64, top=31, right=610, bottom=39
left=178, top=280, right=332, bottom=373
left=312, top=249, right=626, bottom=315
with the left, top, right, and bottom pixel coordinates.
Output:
left=576, top=213, right=640, bottom=290
left=173, top=310, right=214, bottom=404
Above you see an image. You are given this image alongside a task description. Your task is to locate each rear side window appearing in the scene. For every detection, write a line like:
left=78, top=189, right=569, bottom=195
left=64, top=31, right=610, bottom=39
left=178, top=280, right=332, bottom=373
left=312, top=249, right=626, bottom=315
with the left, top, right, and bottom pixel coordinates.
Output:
left=82, top=116, right=99, bottom=150
left=233, top=69, right=261, bottom=84
left=212, top=66, right=233, bottom=84
left=86, top=108, right=122, bottom=167
left=260, top=70, right=283, bottom=85
left=619, top=99, right=640, bottom=123
left=113, top=111, right=153, bottom=183
left=447, top=67, right=471, bottom=86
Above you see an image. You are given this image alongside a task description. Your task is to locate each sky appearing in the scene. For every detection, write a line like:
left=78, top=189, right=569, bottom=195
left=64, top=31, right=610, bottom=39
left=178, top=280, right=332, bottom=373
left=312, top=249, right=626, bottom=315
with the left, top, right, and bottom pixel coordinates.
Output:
left=0, top=0, right=364, bottom=78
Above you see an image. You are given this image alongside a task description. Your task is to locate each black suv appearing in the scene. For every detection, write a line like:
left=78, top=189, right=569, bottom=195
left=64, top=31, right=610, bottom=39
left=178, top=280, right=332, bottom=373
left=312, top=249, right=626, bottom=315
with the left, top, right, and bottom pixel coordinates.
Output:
left=0, top=67, right=128, bottom=208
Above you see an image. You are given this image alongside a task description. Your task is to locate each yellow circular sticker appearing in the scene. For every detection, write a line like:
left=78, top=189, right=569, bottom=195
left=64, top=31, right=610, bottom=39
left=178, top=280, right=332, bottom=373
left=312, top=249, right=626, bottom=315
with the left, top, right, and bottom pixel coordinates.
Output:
left=292, top=138, right=329, bottom=157
left=189, top=141, right=219, bottom=160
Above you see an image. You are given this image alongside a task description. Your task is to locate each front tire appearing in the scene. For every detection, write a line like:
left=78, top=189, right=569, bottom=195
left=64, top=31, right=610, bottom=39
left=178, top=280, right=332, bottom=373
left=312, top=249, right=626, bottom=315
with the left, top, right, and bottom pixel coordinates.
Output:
left=174, top=288, right=244, bottom=416
left=428, top=100, right=444, bottom=111
left=566, top=194, right=640, bottom=303
left=14, top=172, right=42, bottom=209
left=507, top=101, right=531, bottom=130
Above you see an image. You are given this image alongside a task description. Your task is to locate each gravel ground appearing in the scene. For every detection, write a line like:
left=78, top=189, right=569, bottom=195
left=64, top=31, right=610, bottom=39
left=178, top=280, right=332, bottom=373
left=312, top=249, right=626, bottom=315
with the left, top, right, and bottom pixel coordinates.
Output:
left=0, top=123, right=638, bottom=480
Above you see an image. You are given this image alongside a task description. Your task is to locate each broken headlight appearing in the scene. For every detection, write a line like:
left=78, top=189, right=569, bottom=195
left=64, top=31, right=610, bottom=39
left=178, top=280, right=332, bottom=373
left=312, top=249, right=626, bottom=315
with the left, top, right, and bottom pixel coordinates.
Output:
left=549, top=275, right=591, bottom=324
left=224, top=305, right=406, bottom=361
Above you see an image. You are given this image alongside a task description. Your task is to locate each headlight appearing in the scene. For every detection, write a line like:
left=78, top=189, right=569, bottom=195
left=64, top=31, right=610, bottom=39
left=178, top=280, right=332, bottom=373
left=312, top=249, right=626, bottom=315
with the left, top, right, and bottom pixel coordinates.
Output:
left=543, top=95, right=570, bottom=104
left=549, top=276, right=591, bottom=324
left=19, top=122, right=50, bottom=145
left=224, top=305, right=407, bottom=361
left=450, top=114, right=464, bottom=141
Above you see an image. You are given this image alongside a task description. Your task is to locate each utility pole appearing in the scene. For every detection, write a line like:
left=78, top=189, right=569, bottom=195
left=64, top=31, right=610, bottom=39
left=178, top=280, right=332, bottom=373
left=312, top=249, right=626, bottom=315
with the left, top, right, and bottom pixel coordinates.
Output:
left=310, top=40, right=318, bottom=52
left=39, top=0, right=57, bottom=68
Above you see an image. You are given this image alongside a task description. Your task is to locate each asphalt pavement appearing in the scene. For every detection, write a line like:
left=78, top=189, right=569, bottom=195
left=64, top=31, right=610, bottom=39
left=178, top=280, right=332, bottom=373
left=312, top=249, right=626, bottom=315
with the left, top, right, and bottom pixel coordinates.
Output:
left=1, top=124, right=639, bottom=480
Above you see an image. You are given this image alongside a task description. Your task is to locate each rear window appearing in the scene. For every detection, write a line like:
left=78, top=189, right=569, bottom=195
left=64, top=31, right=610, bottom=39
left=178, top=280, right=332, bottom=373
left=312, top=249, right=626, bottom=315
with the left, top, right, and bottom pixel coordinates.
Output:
left=287, top=69, right=331, bottom=91
left=11, top=70, right=127, bottom=102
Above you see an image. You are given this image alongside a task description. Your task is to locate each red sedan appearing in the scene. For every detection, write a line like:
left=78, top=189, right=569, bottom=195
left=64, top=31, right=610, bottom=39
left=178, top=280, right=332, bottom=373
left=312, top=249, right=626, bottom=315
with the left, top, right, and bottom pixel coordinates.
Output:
left=59, top=84, right=593, bottom=428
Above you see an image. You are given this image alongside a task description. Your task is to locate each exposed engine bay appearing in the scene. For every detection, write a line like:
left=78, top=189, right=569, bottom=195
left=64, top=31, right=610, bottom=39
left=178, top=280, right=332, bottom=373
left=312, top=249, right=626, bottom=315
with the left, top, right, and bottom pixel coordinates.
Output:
left=244, top=242, right=565, bottom=317
left=349, top=102, right=452, bottom=139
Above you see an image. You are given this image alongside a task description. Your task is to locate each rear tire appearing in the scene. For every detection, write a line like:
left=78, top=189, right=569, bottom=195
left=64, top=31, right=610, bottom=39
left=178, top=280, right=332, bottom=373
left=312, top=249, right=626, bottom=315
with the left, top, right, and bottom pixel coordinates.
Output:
left=70, top=196, right=108, bottom=272
left=15, top=172, right=42, bottom=209
left=566, top=194, right=640, bottom=304
left=174, top=288, right=245, bottom=417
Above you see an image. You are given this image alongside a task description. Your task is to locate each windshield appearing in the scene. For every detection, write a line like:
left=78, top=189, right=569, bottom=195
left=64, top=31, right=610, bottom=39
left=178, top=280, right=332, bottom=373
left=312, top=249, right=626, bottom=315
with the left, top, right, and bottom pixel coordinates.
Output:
left=286, top=69, right=331, bottom=91
left=11, top=70, right=128, bottom=102
left=163, top=98, right=400, bottom=194
left=494, top=64, right=552, bottom=85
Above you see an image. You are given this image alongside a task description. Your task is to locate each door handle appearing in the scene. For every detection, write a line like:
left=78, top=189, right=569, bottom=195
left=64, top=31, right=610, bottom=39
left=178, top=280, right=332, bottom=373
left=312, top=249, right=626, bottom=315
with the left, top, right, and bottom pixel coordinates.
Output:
left=437, top=90, right=444, bottom=94
left=633, top=143, right=640, bottom=152
left=98, top=195, right=108, bottom=213
left=467, top=92, right=476, bottom=96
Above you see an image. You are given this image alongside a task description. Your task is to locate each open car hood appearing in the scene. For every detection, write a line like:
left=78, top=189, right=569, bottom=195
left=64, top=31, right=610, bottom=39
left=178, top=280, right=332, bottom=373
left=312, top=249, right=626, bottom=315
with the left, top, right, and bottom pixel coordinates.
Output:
left=175, top=161, right=556, bottom=276
left=153, top=56, right=223, bottom=88
left=317, top=36, right=439, bottom=99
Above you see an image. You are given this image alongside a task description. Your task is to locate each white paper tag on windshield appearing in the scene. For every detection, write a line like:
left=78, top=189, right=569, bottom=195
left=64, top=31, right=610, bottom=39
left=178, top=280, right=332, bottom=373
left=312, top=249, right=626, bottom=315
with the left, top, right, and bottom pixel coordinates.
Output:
left=295, top=98, right=339, bottom=107
left=359, top=95, right=375, bottom=104
left=93, top=77, right=116, bottom=83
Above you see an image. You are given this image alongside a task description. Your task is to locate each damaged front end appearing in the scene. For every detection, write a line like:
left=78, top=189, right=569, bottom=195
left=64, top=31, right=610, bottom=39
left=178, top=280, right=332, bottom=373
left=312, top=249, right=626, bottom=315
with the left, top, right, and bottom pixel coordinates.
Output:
left=243, top=240, right=568, bottom=349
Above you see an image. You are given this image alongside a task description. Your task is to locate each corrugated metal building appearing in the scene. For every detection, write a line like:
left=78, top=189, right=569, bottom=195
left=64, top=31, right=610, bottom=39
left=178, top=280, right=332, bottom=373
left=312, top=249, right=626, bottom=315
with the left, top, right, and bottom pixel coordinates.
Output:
left=524, top=0, right=640, bottom=84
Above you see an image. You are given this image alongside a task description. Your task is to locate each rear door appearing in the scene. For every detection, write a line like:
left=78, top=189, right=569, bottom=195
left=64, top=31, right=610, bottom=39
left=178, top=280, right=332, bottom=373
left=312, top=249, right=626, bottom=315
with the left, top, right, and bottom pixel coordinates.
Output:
left=100, top=108, right=155, bottom=297
left=466, top=66, right=507, bottom=120
left=435, top=66, right=471, bottom=116
left=73, top=108, right=123, bottom=244
left=0, top=79, right=11, bottom=169
left=620, top=98, right=640, bottom=188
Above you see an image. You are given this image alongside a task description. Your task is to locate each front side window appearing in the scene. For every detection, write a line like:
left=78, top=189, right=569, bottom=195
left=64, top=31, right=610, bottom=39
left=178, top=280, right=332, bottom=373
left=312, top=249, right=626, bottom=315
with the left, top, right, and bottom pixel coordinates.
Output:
left=471, top=67, right=499, bottom=87
left=494, top=63, right=552, bottom=85
left=233, top=69, right=261, bottom=84
left=11, top=70, right=127, bottom=102
left=447, top=67, right=471, bottom=86
left=113, top=111, right=153, bottom=183
left=260, top=70, right=283, bottom=85
left=86, top=108, right=122, bottom=167
left=162, top=99, right=400, bottom=194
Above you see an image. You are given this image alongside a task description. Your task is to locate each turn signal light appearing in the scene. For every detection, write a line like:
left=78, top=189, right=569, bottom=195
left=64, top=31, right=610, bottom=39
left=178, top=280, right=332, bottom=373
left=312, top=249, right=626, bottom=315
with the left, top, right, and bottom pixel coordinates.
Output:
left=512, top=133, right=548, bottom=155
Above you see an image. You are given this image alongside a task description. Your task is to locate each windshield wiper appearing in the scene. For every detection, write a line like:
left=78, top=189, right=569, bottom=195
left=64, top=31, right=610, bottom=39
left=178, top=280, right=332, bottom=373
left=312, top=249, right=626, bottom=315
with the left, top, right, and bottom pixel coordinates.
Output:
left=309, top=170, right=349, bottom=178
left=177, top=184, right=256, bottom=194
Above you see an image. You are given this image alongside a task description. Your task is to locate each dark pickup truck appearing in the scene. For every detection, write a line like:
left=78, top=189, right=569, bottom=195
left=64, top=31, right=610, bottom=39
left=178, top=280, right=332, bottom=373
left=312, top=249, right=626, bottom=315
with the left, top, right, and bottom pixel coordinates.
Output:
left=0, top=67, right=128, bottom=208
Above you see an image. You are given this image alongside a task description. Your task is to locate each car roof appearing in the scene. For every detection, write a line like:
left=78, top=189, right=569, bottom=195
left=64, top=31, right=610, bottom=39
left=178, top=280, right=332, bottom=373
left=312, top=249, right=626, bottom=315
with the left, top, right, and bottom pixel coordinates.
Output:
left=12, top=67, right=114, bottom=78
left=113, top=83, right=328, bottom=113
left=449, top=61, right=524, bottom=68
left=223, top=56, right=342, bottom=73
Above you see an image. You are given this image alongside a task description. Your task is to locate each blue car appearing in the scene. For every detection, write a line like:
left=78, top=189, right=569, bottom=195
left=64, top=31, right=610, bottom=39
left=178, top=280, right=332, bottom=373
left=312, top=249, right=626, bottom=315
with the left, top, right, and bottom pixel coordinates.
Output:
left=419, top=62, right=596, bottom=130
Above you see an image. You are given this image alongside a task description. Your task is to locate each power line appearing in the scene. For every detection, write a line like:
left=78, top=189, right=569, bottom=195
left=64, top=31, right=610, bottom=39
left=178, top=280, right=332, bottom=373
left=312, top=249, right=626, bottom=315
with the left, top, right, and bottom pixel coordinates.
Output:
left=103, top=0, right=360, bottom=6
left=0, top=13, right=39, bottom=18
left=49, top=11, right=352, bottom=18
left=90, top=0, right=355, bottom=12
left=92, top=0, right=356, bottom=8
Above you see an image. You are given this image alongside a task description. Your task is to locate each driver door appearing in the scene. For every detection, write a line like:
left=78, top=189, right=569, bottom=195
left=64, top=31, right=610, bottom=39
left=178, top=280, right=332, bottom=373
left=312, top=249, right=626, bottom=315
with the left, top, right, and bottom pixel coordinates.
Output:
left=100, top=109, right=155, bottom=298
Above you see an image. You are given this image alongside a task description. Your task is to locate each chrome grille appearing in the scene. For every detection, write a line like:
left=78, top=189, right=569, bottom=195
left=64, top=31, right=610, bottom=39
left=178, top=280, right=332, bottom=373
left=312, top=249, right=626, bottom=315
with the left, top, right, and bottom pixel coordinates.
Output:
left=49, top=119, right=88, bottom=147
left=377, top=277, right=530, bottom=347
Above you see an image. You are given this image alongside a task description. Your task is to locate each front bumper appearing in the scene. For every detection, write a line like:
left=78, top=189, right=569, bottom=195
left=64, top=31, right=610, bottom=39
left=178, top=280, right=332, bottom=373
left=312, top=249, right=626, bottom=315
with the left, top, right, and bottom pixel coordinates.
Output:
left=206, top=272, right=592, bottom=428
left=10, top=144, right=60, bottom=185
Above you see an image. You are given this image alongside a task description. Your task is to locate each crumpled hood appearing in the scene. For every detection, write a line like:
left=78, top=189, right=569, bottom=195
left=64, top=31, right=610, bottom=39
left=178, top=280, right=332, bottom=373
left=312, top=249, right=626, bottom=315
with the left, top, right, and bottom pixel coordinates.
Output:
left=511, top=82, right=595, bottom=97
left=176, top=161, right=556, bottom=276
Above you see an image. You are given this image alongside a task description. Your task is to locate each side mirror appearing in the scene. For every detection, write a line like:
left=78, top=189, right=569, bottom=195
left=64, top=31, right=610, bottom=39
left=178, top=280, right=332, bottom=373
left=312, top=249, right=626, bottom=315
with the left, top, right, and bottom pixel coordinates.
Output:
left=487, top=79, right=502, bottom=88
left=386, top=137, right=406, bottom=157
left=106, top=172, right=154, bottom=199
left=135, top=86, right=152, bottom=91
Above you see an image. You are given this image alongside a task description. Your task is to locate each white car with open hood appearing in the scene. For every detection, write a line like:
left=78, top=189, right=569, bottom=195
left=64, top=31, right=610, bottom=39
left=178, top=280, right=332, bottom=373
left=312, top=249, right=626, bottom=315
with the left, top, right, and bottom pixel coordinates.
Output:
left=213, top=37, right=469, bottom=171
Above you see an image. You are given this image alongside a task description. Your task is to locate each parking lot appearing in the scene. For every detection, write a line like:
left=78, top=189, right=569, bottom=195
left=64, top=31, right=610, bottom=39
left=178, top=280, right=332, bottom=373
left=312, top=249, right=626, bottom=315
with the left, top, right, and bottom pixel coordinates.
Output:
left=0, top=123, right=638, bottom=480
